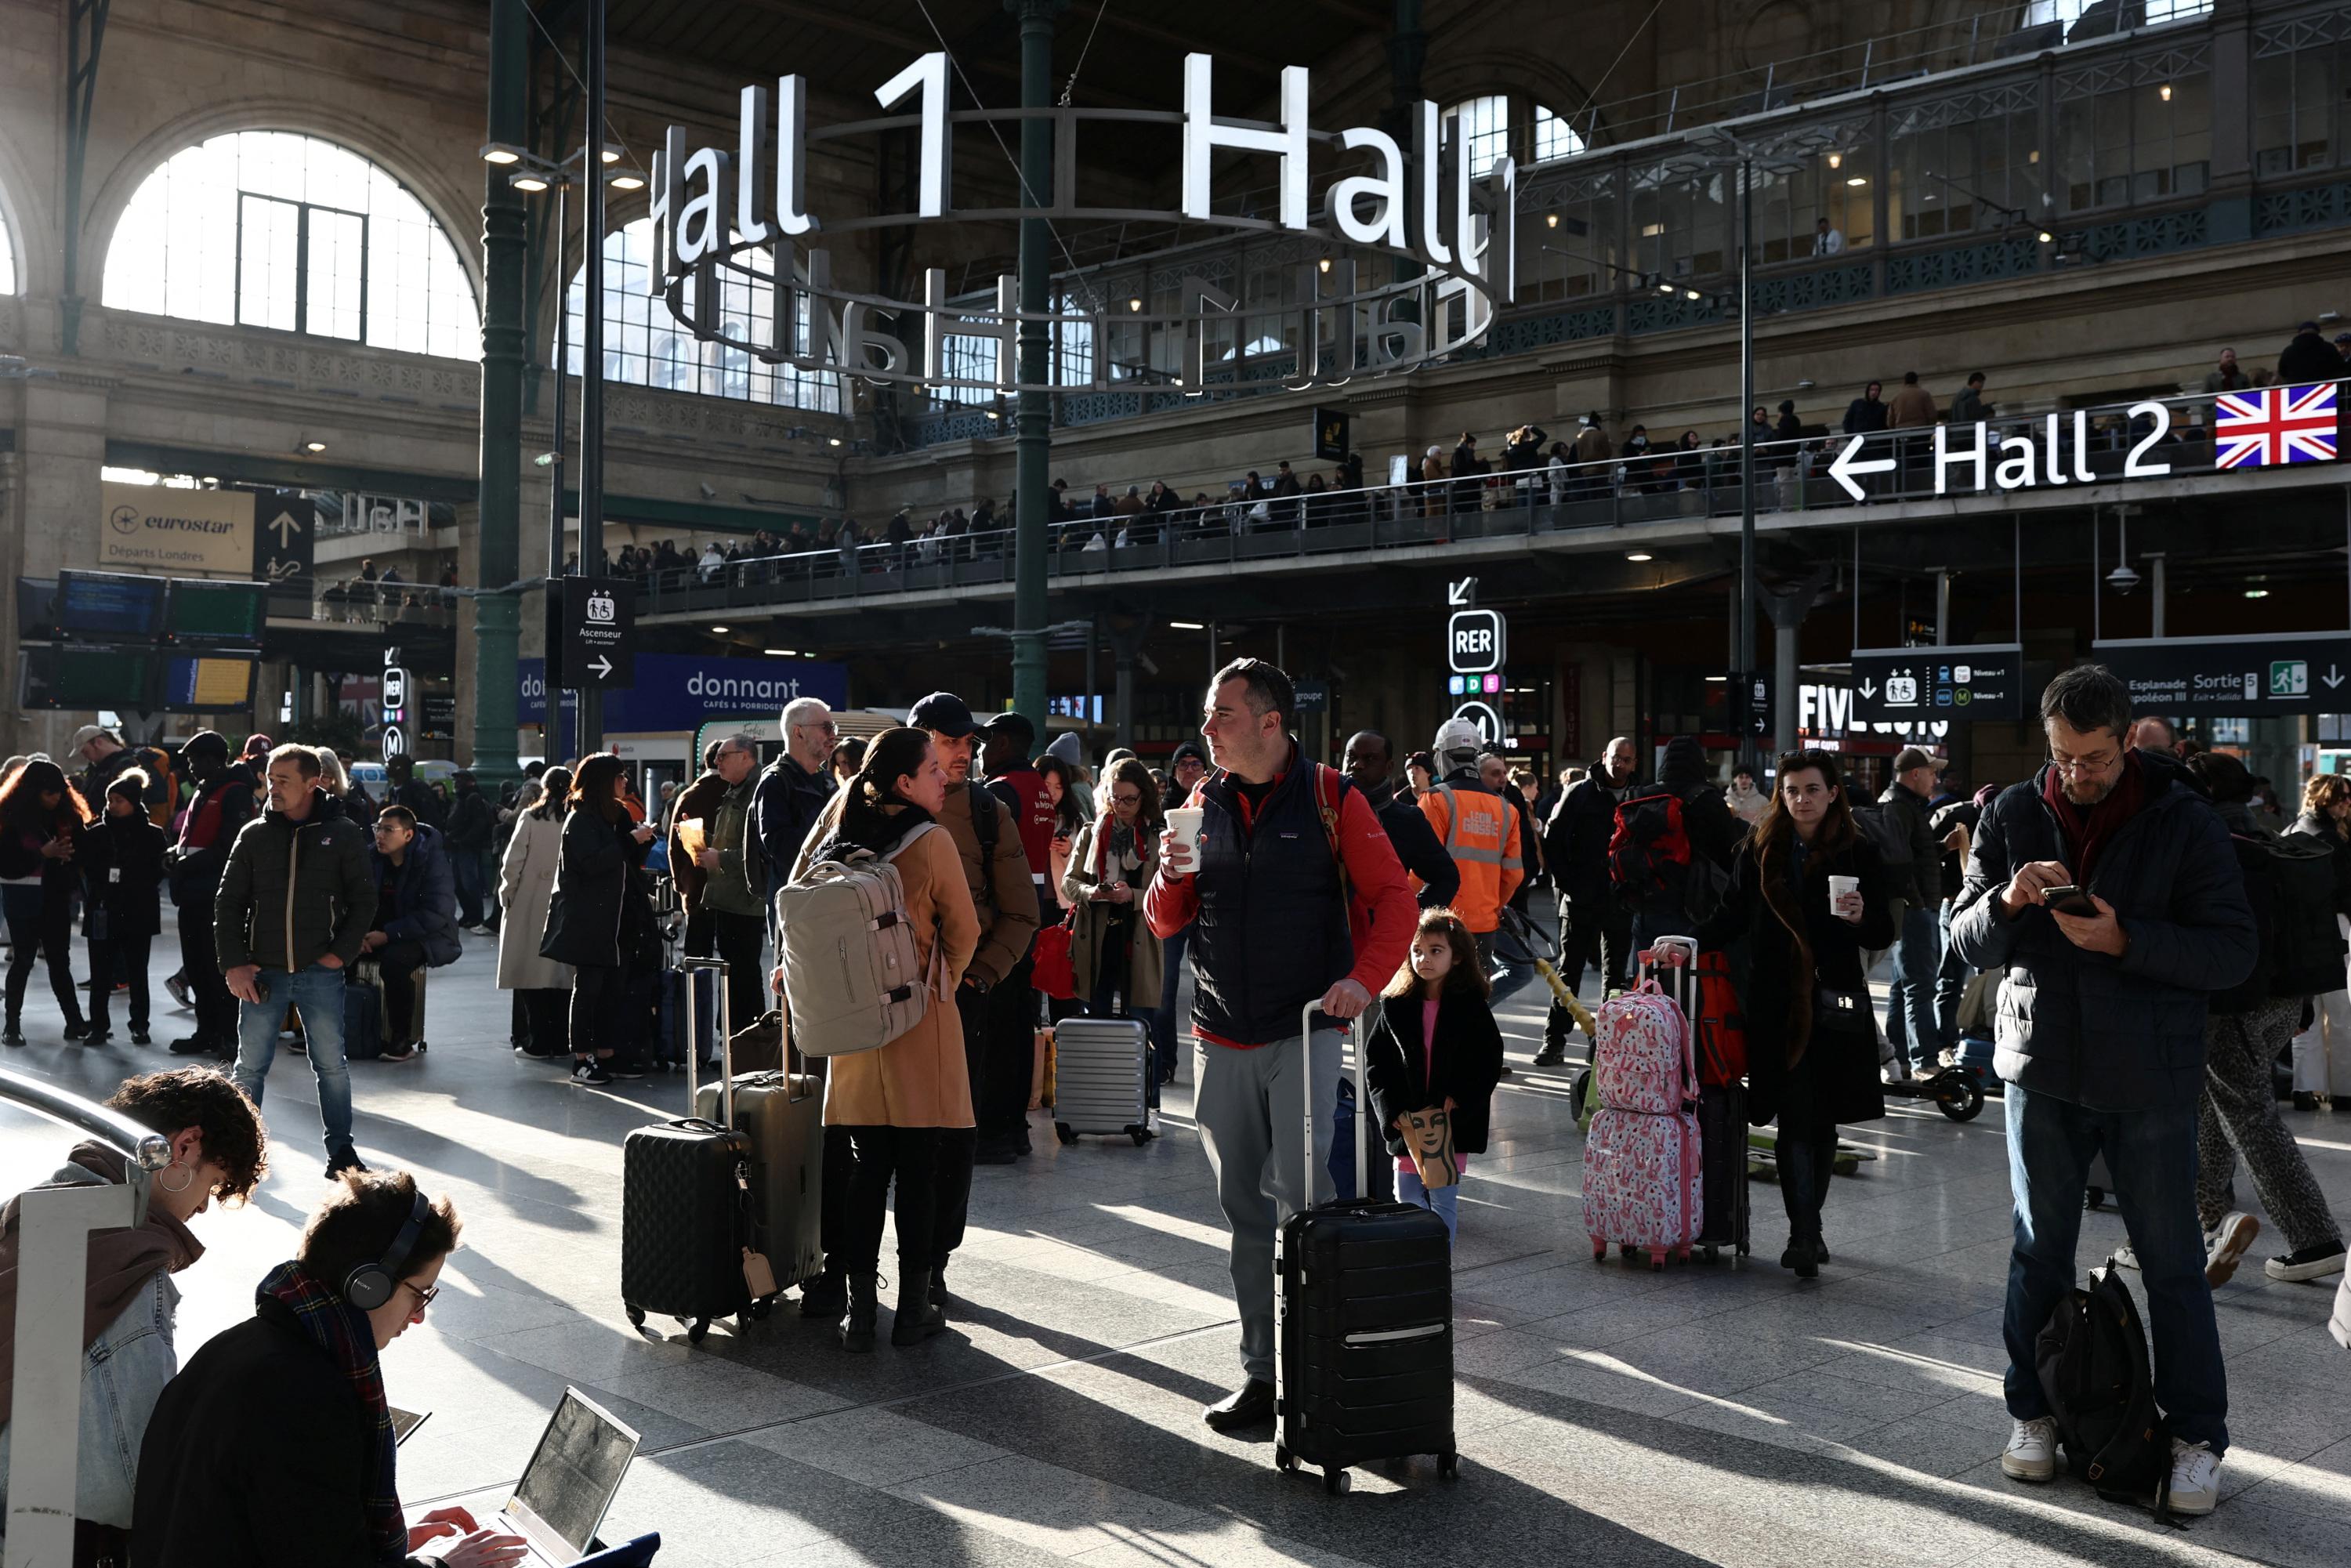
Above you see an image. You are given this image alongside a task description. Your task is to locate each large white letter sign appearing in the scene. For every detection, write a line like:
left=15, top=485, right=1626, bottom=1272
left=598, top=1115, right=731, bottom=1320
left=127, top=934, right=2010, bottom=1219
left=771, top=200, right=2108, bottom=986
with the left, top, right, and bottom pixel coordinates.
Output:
left=1327, top=127, right=1407, bottom=248
left=737, top=85, right=773, bottom=246
left=923, top=269, right=1017, bottom=392
left=1935, top=422, right=1987, bottom=494
left=1182, top=54, right=1310, bottom=230
left=875, top=53, right=950, bottom=216
left=676, top=145, right=733, bottom=270
left=1414, top=100, right=1451, bottom=266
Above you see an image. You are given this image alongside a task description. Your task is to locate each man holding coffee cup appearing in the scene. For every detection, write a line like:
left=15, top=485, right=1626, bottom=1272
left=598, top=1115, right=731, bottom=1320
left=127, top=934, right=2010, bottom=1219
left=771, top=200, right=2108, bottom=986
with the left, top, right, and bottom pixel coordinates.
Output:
left=1145, top=658, right=1416, bottom=1433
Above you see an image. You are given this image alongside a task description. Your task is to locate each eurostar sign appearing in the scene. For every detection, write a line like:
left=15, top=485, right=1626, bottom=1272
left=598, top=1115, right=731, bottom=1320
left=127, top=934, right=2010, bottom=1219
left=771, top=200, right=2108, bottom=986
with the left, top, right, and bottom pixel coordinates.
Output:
left=643, top=54, right=1516, bottom=396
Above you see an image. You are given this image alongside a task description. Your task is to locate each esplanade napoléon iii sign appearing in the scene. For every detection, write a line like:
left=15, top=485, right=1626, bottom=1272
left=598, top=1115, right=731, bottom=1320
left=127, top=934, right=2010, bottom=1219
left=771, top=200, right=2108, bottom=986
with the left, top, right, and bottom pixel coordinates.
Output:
left=643, top=55, right=1516, bottom=399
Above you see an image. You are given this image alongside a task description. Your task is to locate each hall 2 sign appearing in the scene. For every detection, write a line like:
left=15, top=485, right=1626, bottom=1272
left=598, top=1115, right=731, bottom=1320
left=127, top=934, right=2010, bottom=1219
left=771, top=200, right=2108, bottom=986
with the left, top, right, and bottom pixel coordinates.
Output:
left=1826, top=406, right=2178, bottom=502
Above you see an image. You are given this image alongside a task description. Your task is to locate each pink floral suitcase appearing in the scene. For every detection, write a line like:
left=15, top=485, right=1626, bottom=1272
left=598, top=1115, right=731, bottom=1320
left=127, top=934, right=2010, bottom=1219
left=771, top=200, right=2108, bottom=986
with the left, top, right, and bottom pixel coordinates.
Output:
left=1581, top=939, right=1703, bottom=1269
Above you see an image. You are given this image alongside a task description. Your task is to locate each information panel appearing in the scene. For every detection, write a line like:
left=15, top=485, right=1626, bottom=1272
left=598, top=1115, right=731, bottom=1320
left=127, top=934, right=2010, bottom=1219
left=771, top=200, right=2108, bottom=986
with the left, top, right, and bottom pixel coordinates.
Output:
left=56, top=572, right=169, bottom=639
left=2093, top=632, right=2351, bottom=715
left=1849, top=644, right=2027, bottom=726
left=161, top=654, right=259, bottom=712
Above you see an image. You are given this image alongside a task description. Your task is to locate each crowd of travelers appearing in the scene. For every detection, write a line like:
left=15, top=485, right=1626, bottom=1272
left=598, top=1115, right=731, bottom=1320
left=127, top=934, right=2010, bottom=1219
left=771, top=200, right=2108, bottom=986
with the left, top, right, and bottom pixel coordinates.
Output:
left=9, top=653, right=2351, bottom=1560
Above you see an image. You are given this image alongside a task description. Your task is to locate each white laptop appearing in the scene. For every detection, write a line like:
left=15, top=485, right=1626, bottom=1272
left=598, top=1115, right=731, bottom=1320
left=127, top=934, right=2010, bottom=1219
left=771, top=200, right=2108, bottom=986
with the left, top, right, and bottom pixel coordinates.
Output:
left=494, top=1389, right=643, bottom=1567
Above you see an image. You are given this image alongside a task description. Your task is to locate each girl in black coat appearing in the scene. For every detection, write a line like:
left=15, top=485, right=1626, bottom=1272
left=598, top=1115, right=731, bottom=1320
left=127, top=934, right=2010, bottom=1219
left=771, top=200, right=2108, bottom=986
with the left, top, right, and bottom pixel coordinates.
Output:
left=77, top=770, right=170, bottom=1043
left=539, top=754, right=657, bottom=1085
left=1697, top=748, right=1896, bottom=1279
left=0, top=759, right=92, bottom=1045
left=1364, top=909, right=1506, bottom=1246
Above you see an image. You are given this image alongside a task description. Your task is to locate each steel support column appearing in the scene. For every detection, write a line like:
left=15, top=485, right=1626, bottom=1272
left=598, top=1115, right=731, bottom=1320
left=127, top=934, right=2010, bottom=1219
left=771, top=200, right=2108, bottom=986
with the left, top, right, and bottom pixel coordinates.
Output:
left=1009, top=0, right=1068, bottom=733
left=60, top=0, right=110, bottom=356
left=471, top=0, right=528, bottom=780
left=577, top=0, right=610, bottom=752
left=1737, top=158, right=1758, bottom=768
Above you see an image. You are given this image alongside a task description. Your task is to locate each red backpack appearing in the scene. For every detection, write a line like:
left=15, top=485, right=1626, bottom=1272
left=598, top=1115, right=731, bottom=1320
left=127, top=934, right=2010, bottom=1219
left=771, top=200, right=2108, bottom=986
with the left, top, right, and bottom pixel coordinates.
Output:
left=1694, top=951, right=1748, bottom=1086
left=1607, top=789, right=1693, bottom=911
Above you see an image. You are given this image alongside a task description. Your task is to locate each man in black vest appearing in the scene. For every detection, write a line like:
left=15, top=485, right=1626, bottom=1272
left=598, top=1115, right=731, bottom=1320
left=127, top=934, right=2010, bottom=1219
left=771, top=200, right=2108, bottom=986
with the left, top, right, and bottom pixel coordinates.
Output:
left=1146, top=659, right=1415, bottom=1432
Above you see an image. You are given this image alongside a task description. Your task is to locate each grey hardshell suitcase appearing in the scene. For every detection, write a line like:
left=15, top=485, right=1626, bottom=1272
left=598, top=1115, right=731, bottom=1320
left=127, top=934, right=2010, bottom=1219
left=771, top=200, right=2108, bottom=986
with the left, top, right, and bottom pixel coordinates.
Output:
left=1274, top=1003, right=1458, bottom=1495
left=1051, top=1015, right=1155, bottom=1146
left=695, top=997, right=824, bottom=1297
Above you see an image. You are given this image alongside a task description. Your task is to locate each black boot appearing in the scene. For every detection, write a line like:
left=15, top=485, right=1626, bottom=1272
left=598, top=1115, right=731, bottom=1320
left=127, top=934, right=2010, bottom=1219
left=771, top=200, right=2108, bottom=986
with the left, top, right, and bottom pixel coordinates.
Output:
left=890, top=1269, right=944, bottom=1345
left=799, top=1267, right=847, bottom=1321
left=2, top=1019, right=22, bottom=1048
left=929, top=1264, right=949, bottom=1324
left=840, top=1273, right=878, bottom=1353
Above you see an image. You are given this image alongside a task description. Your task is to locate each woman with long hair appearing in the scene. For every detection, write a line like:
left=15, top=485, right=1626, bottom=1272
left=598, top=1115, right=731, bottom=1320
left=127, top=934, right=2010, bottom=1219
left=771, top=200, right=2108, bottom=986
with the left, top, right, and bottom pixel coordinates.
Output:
left=1060, top=758, right=1169, bottom=1093
left=1034, top=755, right=1089, bottom=893
left=0, top=759, right=92, bottom=1045
left=538, top=754, right=657, bottom=1085
left=1697, top=749, right=1895, bottom=1279
left=805, top=728, right=980, bottom=1352
left=2288, top=772, right=2351, bottom=1108
left=500, top=766, right=574, bottom=1062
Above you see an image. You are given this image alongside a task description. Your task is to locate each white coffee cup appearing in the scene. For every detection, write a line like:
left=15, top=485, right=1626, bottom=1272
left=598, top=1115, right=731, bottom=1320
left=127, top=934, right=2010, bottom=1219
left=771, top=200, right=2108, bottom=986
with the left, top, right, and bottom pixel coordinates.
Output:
left=1165, top=806, right=1205, bottom=864
left=1828, top=874, right=1860, bottom=904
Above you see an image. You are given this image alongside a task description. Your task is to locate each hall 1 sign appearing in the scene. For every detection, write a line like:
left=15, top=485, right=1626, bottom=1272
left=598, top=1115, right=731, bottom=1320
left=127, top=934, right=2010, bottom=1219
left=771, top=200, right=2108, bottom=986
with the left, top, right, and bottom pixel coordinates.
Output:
left=1849, top=644, right=2026, bottom=726
left=2092, top=632, right=2351, bottom=715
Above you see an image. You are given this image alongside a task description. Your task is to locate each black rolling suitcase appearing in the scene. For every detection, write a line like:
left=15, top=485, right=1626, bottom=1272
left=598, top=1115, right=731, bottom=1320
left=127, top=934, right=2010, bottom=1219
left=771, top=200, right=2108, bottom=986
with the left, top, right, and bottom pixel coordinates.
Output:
left=1694, top=1081, right=1750, bottom=1260
left=1274, top=1003, right=1459, bottom=1495
left=621, top=958, right=758, bottom=1343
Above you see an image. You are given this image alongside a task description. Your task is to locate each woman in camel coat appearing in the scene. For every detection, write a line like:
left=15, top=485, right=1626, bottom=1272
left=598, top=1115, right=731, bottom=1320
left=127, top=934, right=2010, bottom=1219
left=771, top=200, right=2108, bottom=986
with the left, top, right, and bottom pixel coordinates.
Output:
left=805, top=727, right=980, bottom=1353
left=497, top=766, right=573, bottom=1057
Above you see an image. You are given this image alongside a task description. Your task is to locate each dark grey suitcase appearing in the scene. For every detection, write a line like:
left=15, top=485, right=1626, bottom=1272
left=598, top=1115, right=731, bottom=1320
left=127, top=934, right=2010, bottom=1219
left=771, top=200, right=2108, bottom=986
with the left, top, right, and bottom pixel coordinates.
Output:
left=1052, top=1014, right=1153, bottom=1145
left=622, top=958, right=762, bottom=1342
left=1275, top=1005, right=1458, bottom=1494
left=695, top=997, right=823, bottom=1297
left=1694, top=1080, right=1750, bottom=1259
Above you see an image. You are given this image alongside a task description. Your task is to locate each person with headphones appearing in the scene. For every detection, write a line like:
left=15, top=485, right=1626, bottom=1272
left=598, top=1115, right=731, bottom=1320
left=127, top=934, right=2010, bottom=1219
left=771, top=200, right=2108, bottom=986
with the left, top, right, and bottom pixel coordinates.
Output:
left=131, top=1170, right=527, bottom=1566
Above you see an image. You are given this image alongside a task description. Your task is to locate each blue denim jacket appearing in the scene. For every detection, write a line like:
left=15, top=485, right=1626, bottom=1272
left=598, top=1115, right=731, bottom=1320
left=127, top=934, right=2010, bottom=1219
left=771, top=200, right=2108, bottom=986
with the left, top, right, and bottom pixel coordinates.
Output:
left=0, top=1164, right=181, bottom=1531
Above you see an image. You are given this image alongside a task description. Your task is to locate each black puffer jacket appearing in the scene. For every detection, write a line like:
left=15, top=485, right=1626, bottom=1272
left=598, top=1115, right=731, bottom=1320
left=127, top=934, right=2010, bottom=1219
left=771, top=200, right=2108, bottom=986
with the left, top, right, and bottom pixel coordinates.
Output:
left=1546, top=762, right=1636, bottom=907
left=212, top=790, right=375, bottom=972
left=76, top=811, right=169, bottom=940
left=1948, top=751, right=2258, bottom=1112
left=2288, top=808, right=2351, bottom=918
left=539, top=807, right=649, bottom=969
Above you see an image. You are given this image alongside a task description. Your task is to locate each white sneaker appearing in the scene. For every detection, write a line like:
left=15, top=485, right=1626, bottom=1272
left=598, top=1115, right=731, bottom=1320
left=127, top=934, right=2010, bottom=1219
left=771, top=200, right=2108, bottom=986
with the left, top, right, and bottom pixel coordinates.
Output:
left=2329, top=1276, right=2351, bottom=1350
left=2113, top=1243, right=2141, bottom=1270
left=2157, top=1438, right=2222, bottom=1515
left=2206, top=1212, right=2261, bottom=1287
left=2001, top=1417, right=2056, bottom=1482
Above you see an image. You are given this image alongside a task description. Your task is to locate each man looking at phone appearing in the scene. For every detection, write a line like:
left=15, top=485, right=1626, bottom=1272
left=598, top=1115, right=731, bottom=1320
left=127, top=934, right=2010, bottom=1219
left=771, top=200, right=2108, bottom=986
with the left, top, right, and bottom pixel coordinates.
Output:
left=1951, top=665, right=2256, bottom=1514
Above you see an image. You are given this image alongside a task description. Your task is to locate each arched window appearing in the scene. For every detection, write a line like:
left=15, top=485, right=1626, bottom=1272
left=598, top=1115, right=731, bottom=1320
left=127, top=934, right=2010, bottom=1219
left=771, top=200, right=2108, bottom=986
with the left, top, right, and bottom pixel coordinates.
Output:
left=1533, top=105, right=1587, bottom=163
left=0, top=208, right=16, bottom=295
left=567, top=218, right=839, bottom=411
left=1444, top=96, right=1512, bottom=179
left=103, top=132, right=478, bottom=358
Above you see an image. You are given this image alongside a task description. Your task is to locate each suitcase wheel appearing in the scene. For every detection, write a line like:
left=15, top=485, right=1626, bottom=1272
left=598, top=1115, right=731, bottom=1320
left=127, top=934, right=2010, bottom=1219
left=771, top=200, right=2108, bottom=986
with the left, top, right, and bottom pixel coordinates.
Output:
left=1054, top=1123, right=1076, bottom=1145
left=686, top=1316, right=711, bottom=1345
left=1620, top=1243, right=1639, bottom=1259
left=1273, top=1443, right=1295, bottom=1473
left=1438, top=1451, right=1461, bottom=1484
left=744, top=1296, right=773, bottom=1321
left=1322, top=1466, right=1349, bottom=1496
left=625, top=1304, right=645, bottom=1329
left=2085, top=1186, right=2107, bottom=1211
left=1648, top=1249, right=1666, bottom=1272
left=1589, top=1237, right=1607, bottom=1262
left=1933, top=1074, right=1985, bottom=1123
left=1128, top=1125, right=1150, bottom=1146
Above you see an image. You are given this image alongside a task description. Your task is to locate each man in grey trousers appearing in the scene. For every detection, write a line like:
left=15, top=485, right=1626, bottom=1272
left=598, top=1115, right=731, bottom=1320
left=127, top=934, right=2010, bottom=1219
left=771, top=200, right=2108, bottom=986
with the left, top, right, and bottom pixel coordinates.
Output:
left=1145, top=658, right=1417, bottom=1431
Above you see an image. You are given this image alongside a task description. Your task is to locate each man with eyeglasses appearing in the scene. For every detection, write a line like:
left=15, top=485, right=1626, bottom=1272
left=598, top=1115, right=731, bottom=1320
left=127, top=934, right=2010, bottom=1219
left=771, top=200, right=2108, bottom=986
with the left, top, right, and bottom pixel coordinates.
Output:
left=753, top=697, right=840, bottom=904
left=1951, top=664, right=2257, bottom=1515
left=676, top=731, right=770, bottom=1036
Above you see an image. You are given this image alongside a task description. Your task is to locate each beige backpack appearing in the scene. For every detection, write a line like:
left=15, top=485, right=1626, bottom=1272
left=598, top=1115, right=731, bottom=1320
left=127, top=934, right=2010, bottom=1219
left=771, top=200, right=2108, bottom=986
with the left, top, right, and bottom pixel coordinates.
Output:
left=775, top=823, right=946, bottom=1056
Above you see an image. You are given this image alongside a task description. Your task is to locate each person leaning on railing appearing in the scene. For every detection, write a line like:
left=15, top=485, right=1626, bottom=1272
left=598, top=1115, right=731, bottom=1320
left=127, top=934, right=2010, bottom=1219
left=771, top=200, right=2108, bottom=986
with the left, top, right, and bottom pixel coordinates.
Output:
left=0, top=1066, right=268, bottom=1561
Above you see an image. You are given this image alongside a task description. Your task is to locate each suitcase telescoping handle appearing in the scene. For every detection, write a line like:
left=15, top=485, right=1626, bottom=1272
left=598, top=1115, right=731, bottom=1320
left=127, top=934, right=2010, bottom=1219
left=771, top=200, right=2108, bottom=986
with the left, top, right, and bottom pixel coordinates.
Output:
left=1639, top=936, right=1701, bottom=1106
left=1301, top=1000, right=1368, bottom=1209
left=683, top=957, right=734, bottom=1129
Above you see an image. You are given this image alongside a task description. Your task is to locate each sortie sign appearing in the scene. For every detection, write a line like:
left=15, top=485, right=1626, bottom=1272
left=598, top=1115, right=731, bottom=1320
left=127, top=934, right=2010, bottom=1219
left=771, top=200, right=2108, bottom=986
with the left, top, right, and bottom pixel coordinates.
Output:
left=2093, top=632, right=2351, bottom=715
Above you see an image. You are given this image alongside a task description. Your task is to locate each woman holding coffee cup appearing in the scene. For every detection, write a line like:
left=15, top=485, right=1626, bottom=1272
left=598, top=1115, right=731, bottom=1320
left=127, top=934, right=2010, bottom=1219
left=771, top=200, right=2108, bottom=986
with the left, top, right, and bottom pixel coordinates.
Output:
left=1696, top=748, right=1895, bottom=1280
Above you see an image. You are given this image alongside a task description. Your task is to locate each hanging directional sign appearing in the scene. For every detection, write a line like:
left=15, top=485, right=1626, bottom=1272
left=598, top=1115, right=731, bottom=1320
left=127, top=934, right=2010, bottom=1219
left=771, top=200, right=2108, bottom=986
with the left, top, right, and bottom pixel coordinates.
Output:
left=252, top=492, right=315, bottom=585
left=549, top=576, right=636, bottom=691
left=1849, top=644, right=2026, bottom=725
left=1447, top=609, right=1506, bottom=674
left=1447, top=576, right=1478, bottom=608
left=2092, top=632, right=2351, bottom=715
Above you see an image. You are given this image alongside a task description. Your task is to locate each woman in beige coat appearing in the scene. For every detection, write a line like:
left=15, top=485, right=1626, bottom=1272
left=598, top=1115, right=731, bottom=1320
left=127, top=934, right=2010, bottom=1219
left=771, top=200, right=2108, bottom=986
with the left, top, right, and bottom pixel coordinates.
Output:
left=497, top=766, right=573, bottom=1059
left=807, top=728, right=980, bottom=1353
left=1060, top=756, right=1168, bottom=1095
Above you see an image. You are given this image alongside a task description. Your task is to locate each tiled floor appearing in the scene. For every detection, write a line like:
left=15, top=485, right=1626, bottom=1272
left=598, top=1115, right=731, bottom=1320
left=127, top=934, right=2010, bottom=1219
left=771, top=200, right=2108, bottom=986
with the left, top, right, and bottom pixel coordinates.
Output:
left=5, top=922, right=2349, bottom=1566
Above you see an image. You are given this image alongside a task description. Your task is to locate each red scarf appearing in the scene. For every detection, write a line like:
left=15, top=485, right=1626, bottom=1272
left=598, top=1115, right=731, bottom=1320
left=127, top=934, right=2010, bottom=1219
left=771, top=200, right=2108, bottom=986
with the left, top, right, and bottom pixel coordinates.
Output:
left=2041, top=750, right=2146, bottom=885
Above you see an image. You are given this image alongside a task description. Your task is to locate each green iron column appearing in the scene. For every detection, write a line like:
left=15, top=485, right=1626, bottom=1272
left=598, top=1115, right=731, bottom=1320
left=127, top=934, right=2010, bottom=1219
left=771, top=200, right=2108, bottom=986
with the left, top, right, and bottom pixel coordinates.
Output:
left=1008, top=0, right=1067, bottom=731
left=470, top=0, right=527, bottom=779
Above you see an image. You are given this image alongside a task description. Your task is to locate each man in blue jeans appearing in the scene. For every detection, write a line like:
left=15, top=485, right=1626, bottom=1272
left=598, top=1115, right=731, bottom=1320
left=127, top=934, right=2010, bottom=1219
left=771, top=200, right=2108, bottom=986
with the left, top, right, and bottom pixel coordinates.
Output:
left=1951, top=666, right=2256, bottom=1515
left=216, top=744, right=379, bottom=1176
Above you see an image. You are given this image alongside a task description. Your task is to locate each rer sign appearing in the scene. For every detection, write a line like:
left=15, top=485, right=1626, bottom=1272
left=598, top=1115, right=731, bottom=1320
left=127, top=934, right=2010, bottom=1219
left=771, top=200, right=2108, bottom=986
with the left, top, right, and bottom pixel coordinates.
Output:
left=1448, top=609, right=1505, bottom=674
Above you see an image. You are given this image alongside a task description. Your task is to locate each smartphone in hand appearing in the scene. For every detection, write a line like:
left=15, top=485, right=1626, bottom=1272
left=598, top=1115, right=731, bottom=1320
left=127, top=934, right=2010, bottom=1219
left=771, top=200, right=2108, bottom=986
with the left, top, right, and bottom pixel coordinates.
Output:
left=2041, top=884, right=2096, bottom=918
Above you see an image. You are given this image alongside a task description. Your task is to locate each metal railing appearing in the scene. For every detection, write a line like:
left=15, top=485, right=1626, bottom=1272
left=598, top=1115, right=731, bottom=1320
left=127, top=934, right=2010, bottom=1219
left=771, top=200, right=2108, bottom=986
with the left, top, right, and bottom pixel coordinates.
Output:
left=633, top=382, right=2302, bottom=617
left=1, top=1067, right=170, bottom=1568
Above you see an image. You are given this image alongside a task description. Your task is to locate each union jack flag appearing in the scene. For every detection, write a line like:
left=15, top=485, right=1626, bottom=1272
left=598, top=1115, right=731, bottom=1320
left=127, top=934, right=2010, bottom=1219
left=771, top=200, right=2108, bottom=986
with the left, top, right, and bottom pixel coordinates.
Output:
left=2214, top=382, right=2338, bottom=469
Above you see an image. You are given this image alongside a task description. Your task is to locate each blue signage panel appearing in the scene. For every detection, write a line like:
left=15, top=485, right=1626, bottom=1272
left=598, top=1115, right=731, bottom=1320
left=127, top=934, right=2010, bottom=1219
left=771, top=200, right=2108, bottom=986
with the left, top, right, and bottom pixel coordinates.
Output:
left=520, top=653, right=848, bottom=731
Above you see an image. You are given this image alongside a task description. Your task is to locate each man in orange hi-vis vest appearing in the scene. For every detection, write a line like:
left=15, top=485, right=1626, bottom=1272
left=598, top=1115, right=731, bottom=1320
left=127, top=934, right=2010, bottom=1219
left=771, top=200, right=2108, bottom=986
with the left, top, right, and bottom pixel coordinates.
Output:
left=1419, top=719, right=1532, bottom=1006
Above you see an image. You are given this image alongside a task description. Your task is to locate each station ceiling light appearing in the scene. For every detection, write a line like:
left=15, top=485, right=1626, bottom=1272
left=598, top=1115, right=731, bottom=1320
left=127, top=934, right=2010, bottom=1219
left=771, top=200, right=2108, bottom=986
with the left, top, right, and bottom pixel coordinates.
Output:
left=765, top=648, right=795, bottom=657
left=711, top=625, right=730, bottom=632
left=299, top=437, right=327, bottom=453
left=509, top=171, right=551, bottom=193
left=1625, top=551, right=1653, bottom=562
left=480, top=142, right=524, bottom=165
left=608, top=169, right=646, bottom=191
left=1170, top=620, right=1204, bottom=630
left=1846, top=176, right=1869, bottom=187
left=2244, top=588, right=2269, bottom=599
